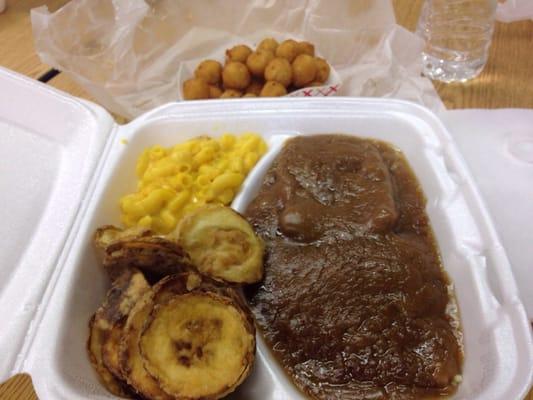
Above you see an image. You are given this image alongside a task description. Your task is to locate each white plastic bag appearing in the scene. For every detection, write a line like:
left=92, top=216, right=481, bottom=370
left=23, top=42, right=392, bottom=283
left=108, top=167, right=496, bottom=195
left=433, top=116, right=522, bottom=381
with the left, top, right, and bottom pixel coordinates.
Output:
left=497, top=0, right=533, bottom=22
left=31, top=0, right=443, bottom=119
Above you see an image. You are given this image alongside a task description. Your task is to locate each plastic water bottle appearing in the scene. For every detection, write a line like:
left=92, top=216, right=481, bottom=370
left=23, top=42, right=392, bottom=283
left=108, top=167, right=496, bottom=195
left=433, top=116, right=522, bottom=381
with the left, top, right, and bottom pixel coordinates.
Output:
left=416, top=0, right=497, bottom=82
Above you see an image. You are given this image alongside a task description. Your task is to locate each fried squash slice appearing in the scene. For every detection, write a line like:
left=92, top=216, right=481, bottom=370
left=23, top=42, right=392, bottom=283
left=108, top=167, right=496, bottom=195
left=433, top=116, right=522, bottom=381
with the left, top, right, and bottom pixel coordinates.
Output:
left=94, top=225, right=192, bottom=281
left=88, top=315, right=130, bottom=397
left=118, top=274, right=203, bottom=400
left=94, top=225, right=153, bottom=249
left=119, top=290, right=172, bottom=400
left=177, top=205, right=264, bottom=284
left=87, top=268, right=150, bottom=397
left=120, top=272, right=255, bottom=400
left=140, top=295, right=255, bottom=399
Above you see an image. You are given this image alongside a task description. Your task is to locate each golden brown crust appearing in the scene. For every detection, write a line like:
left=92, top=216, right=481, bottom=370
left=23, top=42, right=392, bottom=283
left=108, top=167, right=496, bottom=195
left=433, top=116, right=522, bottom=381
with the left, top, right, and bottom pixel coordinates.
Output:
left=183, top=78, right=210, bottom=100
left=90, top=223, right=259, bottom=399
left=118, top=272, right=235, bottom=400
left=176, top=205, right=264, bottom=284
left=139, top=289, right=255, bottom=400
left=98, top=269, right=151, bottom=323
left=94, top=225, right=153, bottom=251
left=87, top=269, right=150, bottom=398
left=87, top=315, right=130, bottom=397
left=102, top=319, right=128, bottom=380
left=119, top=290, right=173, bottom=400
left=95, top=226, right=193, bottom=282
left=116, top=272, right=255, bottom=400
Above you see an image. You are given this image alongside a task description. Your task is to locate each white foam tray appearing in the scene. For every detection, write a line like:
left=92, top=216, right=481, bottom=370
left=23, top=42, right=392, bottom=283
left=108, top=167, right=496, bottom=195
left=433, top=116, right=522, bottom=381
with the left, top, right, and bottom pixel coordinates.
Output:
left=0, top=67, right=531, bottom=400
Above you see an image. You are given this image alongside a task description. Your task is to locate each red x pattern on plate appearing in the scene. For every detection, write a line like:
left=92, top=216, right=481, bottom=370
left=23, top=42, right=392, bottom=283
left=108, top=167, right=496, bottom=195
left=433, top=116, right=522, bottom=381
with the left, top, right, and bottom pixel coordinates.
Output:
left=301, top=84, right=340, bottom=96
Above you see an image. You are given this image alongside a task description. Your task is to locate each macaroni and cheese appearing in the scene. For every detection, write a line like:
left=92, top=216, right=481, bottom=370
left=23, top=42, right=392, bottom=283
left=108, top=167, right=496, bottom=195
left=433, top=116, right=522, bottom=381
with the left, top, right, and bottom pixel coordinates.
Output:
left=120, top=134, right=267, bottom=234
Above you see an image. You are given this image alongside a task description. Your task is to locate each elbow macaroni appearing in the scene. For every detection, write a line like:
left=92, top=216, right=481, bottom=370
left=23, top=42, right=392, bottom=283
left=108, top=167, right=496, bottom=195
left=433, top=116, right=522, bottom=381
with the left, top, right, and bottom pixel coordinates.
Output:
left=119, top=133, right=267, bottom=234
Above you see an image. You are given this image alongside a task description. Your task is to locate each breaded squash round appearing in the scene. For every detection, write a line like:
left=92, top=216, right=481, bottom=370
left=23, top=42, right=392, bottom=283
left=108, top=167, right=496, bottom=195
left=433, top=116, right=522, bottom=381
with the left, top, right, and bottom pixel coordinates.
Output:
left=225, top=44, right=252, bottom=63
left=275, top=39, right=299, bottom=62
left=88, top=316, right=130, bottom=397
left=118, top=290, right=172, bottom=400
left=257, top=37, right=279, bottom=53
left=87, top=269, right=150, bottom=397
left=292, top=54, right=318, bottom=88
left=183, top=78, right=210, bottom=100
left=222, top=62, right=251, bottom=90
left=220, top=89, right=242, bottom=98
left=137, top=273, right=256, bottom=400
left=243, top=93, right=257, bottom=98
left=140, top=293, right=254, bottom=399
left=315, top=57, right=331, bottom=83
left=194, top=60, right=222, bottom=85
left=176, top=205, right=264, bottom=284
left=246, top=50, right=274, bottom=78
left=260, top=81, right=287, bottom=97
left=97, top=226, right=192, bottom=281
left=264, top=57, right=292, bottom=88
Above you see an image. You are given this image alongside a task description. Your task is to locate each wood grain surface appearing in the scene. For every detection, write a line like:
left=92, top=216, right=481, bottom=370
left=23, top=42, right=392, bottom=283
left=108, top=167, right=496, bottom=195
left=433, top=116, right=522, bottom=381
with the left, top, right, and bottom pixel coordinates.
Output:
left=0, top=0, right=531, bottom=399
left=0, top=0, right=69, bottom=78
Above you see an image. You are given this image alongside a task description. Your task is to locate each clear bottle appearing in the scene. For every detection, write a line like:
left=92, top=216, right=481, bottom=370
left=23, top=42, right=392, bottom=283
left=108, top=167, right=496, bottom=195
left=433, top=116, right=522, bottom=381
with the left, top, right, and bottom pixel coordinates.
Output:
left=416, top=0, right=497, bottom=82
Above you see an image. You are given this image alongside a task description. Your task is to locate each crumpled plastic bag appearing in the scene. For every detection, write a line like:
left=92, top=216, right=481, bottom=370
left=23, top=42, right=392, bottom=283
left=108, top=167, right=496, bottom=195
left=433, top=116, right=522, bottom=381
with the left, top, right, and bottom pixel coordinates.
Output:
left=31, top=0, right=444, bottom=119
left=497, top=0, right=533, bottom=22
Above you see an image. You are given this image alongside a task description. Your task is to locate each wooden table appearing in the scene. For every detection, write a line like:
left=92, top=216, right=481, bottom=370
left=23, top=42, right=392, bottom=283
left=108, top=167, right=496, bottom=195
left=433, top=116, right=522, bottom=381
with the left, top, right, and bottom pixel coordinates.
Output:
left=0, top=0, right=532, bottom=399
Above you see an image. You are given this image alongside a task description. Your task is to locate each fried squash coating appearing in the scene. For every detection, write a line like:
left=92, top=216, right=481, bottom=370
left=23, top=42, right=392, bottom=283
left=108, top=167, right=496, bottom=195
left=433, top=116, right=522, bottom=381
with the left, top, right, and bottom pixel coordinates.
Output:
left=177, top=205, right=264, bottom=284
left=95, top=225, right=192, bottom=281
left=102, top=322, right=127, bottom=380
left=120, top=272, right=254, bottom=400
left=95, top=225, right=153, bottom=248
left=87, top=269, right=150, bottom=397
left=140, top=292, right=255, bottom=399
left=88, top=315, right=130, bottom=397
left=118, top=273, right=198, bottom=400
left=119, top=290, right=172, bottom=400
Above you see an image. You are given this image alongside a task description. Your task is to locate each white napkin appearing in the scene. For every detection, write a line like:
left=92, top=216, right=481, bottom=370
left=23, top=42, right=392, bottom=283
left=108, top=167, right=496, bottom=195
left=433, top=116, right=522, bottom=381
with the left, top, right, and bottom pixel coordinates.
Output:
left=441, top=109, right=533, bottom=319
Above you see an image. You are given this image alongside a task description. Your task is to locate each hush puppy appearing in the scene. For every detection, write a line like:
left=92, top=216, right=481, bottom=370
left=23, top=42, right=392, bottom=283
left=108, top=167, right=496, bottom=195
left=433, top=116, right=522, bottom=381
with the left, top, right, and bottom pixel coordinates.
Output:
left=297, top=41, right=315, bottom=57
left=260, top=81, right=287, bottom=97
left=292, top=54, right=317, bottom=88
left=275, top=39, right=299, bottom=63
left=315, top=57, right=330, bottom=83
left=226, top=45, right=252, bottom=63
left=194, top=60, right=222, bottom=85
left=208, top=85, right=223, bottom=99
left=220, top=89, right=242, bottom=98
left=264, top=58, right=292, bottom=87
left=246, top=50, right=275, bottom=78
left=183, top=78, right=210, bottom=100
left=222, top=62, right=251, bottom=90
left=246, top=80, right=264, bottom=96
left=257, top=37, right=279, bottom=53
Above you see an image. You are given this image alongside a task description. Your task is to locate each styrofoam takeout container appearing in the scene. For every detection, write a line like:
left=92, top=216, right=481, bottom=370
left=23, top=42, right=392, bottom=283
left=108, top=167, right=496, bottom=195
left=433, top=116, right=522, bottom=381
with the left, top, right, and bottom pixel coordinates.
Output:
left=0, top=66, right=531, bottom=399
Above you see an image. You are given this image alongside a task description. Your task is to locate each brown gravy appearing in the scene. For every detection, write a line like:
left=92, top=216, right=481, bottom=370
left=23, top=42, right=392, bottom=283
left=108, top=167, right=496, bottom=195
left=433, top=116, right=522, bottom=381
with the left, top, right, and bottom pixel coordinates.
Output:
left=245, top=135, right=462, bottom=399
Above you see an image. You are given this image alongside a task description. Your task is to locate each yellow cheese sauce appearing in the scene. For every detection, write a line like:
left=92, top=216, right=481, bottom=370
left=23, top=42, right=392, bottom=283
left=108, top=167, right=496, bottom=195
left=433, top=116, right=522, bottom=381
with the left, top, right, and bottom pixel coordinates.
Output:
left=120, top=134, right=267, bottom=233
